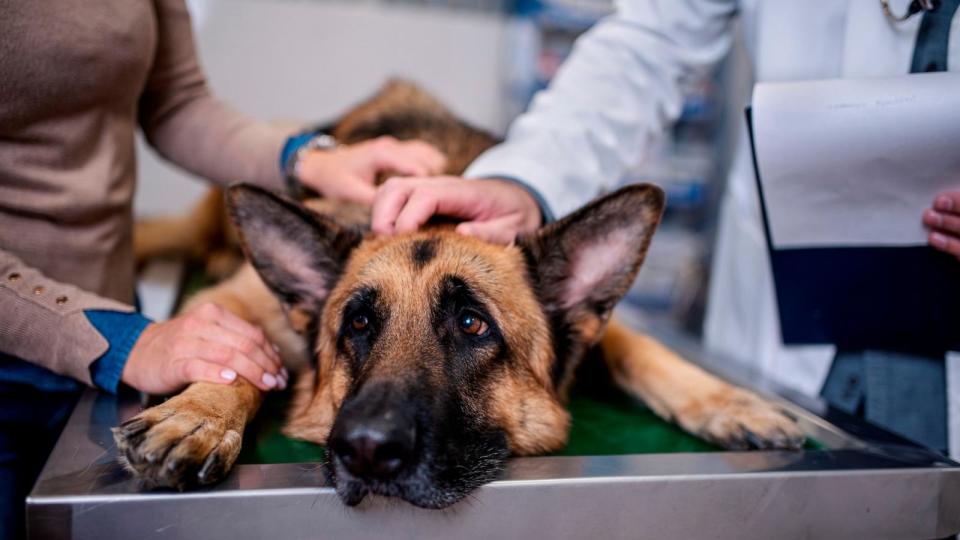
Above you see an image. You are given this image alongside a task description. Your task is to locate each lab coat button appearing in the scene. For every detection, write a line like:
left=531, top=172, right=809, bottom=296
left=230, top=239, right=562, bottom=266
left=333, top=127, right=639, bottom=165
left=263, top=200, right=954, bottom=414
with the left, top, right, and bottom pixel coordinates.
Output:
left=33, top=286, right=44, bottom=295
left=7, top=273, right=20, bottom=282
left=56, top=296, right=68, bottom=305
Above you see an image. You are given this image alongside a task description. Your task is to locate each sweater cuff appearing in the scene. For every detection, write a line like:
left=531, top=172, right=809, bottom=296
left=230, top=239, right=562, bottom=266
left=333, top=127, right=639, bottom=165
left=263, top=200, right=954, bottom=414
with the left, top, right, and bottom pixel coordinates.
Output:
left=85, top=310, right=152, bottom=394
left=279, top=132, right=315, bottom=173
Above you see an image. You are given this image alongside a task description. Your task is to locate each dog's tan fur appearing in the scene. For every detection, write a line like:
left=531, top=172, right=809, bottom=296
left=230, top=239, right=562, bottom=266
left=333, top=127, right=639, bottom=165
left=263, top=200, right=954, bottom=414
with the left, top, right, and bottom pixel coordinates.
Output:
left=116, top=81, right=803, bottom=496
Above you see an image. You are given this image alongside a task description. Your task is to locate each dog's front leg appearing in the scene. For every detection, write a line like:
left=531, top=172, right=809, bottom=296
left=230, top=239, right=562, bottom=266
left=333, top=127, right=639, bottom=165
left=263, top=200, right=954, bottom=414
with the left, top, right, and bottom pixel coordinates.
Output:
left=113, top=379, right=262, bottom=489
left=600, top=320, right=805, bottom=450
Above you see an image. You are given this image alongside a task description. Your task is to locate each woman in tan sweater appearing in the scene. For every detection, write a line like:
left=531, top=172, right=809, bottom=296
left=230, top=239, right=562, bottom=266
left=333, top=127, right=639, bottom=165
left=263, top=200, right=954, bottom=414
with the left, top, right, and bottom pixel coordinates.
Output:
left=0, top=1, right=444, bottom=536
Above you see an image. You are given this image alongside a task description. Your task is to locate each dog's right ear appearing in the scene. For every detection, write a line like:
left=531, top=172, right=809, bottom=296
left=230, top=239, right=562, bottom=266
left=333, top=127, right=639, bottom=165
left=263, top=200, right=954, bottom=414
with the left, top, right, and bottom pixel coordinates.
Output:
left=226, top=185, right=362, bottom=333
left=519, top=184, right=664, bottom=390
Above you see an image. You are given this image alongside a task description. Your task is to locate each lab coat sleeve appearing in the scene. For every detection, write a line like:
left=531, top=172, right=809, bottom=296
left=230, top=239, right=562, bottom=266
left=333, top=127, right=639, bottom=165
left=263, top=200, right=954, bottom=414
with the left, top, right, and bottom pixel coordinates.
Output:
left=465, top=0, right=738, bottom=218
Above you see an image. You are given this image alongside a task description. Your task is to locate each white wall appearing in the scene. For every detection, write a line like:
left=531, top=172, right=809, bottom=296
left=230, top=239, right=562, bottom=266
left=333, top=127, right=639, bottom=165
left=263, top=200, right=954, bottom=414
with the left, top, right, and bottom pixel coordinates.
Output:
left=135, top=0, right=507, bottom=217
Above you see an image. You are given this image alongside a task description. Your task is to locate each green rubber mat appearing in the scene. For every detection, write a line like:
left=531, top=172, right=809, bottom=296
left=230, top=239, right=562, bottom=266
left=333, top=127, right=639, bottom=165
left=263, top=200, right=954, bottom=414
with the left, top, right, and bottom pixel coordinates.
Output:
left=236, top=360, right=825, bottom=465
left=236, top=381, right=717, bottom=464
left=556, top=371, right=718, bottom=456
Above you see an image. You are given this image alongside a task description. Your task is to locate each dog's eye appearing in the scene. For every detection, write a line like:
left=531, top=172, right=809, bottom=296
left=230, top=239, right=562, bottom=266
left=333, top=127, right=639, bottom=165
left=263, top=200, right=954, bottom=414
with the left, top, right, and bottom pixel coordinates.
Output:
left=351, top=314, right=369, bottom=331
left=458, top=311, right=488, bottom=336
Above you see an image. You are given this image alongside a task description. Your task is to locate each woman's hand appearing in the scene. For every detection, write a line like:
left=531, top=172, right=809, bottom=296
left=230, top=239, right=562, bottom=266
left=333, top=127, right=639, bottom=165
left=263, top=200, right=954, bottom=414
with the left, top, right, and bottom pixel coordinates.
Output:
left=371, top=176, right=543, bottom=245
left=296, top=136, right=446, bottom=205
left=121, top=302, right=287, bottom=395
left=923, top=191, right=960, bottom=259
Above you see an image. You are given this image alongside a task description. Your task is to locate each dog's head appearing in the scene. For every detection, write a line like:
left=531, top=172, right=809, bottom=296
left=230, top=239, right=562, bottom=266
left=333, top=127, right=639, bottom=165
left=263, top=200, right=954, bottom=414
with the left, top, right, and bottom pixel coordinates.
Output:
left=227, top=183, right=664, bottom=508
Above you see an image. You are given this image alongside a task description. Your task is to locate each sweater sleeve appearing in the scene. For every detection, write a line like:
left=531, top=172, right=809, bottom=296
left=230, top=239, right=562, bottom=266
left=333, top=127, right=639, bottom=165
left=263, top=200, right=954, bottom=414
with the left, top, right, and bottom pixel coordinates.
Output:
left=0, top=249, right=138, bottom=387
left=138, top=0, right=289, bottom=191
left=87, top=310, right=153, bottom=394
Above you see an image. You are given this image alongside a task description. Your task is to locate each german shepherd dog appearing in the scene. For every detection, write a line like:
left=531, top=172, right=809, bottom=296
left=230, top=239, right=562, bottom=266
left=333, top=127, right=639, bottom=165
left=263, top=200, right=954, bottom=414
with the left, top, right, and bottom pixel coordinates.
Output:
left=114, top=81, right=804, bottom=509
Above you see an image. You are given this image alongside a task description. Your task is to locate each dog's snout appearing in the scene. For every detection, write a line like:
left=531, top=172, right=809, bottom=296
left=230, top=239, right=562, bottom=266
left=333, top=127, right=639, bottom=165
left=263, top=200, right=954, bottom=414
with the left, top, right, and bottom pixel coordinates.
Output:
left=330, top=420, right=415, bottom=479
left=329, top=387, right=417, bottom=481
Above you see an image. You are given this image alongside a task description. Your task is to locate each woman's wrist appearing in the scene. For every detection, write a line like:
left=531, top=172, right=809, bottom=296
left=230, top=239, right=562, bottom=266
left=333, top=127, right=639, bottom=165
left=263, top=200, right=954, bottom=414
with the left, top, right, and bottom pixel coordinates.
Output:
left=85, top=310, right=153, bottom=394
left=280, top=132, right=338, bottom=198
left=485, top=177, right=551, bottom=226
left=295, top=148, right=336, bottom=192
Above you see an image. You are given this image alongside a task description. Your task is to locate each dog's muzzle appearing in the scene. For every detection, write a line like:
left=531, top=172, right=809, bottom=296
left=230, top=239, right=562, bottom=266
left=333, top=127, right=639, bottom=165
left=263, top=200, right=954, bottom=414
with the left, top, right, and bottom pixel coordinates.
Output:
left=327, top=381, right=419, bottom=503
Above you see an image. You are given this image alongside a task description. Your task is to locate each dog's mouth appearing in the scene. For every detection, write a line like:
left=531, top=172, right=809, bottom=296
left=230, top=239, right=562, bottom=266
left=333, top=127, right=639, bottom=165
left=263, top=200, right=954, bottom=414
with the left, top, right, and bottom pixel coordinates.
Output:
left=326, top=461, right=473, bottom=509
left=324, top=426, right=509, bottom=509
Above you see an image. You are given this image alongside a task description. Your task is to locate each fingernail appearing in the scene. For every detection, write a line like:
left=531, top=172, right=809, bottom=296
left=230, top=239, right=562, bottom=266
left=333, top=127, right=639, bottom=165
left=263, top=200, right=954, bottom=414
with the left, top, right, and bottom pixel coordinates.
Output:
left=276, top=376, right=287, bottom=391
left=935, top=196, right=954, bottom=211
left=281, top=367, right=289, bottom=380
left=262, top=372, right=278, bottom=388
left=220, top=369, right=237, bottom=381
left=930, top=232, right=948, bottom=248
left=925, top=210, right=943, bottom=227
left=272, top=343, right=281, bottom=354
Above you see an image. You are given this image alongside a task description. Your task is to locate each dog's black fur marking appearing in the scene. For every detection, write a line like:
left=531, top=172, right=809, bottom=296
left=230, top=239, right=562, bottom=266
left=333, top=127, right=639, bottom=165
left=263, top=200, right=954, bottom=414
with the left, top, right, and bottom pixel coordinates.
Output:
left=433, top=275, right=508, bottom=389
left=411, top=238, right=439, bottom=268
left=336, top=286, right=388, bottom=379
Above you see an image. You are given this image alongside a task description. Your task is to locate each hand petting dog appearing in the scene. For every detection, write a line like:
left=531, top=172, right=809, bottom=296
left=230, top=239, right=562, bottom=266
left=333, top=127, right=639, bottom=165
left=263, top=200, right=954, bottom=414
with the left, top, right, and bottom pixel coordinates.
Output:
left=372, top=175, right=542, bottom=245
left=924, top=190, right=960, bottom=259
left=297, top=136, right=447, bottom=205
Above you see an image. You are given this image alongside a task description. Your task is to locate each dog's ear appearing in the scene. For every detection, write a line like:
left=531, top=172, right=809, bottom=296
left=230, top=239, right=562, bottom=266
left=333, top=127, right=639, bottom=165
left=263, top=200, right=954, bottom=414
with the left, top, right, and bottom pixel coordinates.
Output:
left=226, top=184, right=362, bottom=333
left=520, top=183, right=664, bottom=347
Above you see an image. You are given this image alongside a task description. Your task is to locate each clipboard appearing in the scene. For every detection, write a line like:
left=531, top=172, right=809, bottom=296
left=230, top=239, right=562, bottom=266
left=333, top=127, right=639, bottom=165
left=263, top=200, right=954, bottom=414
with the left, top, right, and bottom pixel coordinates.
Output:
left=747, top=106, right=960, bottom=354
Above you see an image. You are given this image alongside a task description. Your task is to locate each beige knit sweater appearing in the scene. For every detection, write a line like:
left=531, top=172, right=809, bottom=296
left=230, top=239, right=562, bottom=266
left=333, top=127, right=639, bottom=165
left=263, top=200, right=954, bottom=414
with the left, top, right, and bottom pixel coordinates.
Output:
left=0, top=0, right=288, bottom=385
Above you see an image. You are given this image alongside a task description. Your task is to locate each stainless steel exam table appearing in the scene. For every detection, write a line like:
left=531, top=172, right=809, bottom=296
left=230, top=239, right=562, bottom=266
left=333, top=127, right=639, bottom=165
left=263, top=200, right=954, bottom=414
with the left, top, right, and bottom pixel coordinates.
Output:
left=26, top=318, right=960, bottom=539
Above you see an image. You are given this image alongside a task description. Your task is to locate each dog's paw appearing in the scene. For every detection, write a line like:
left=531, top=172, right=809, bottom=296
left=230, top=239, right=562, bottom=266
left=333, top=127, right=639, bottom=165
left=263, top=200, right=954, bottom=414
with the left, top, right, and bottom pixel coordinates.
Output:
left=112, top=402, right=242, bottom=489
left=679, top=388, right=805, bottom=451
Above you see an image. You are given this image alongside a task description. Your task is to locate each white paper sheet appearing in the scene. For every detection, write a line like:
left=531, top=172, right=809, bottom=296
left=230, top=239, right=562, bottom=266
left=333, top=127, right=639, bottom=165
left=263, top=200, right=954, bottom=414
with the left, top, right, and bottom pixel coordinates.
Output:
left=752, top=72, right=960, bottom=249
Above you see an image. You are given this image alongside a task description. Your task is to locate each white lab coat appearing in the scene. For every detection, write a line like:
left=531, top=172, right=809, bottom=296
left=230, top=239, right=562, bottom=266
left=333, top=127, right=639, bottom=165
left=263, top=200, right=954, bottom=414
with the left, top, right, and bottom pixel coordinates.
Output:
left=465, top=0, right=960, bottom=458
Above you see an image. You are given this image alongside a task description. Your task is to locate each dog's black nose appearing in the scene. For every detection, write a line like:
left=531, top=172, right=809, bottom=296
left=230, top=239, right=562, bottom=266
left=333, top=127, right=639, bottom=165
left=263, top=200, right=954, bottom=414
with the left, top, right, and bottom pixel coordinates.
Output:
left=330, top=423, right=414, bottom=479
left=329, top=410, right=416, bottom=480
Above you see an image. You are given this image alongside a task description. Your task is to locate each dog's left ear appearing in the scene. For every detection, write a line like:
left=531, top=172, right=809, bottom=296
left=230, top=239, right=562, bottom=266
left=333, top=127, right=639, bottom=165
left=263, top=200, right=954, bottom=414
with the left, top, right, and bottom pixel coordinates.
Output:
left=226, top=184, right=363, bottom=333
left=520, top=184, right=665, bottom=344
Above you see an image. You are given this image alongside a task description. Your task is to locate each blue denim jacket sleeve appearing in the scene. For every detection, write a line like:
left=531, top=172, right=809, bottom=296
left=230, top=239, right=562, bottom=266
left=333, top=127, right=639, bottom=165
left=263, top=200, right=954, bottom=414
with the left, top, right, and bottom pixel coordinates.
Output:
left=85, top=310, right=152, bottom=394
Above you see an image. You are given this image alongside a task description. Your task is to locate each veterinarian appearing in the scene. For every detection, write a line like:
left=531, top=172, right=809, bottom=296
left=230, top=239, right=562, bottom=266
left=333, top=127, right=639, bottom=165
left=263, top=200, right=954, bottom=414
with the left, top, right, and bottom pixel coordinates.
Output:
left=0, top=1, right=445, bottom=537
left=369, top=0, right=960, bottom=458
